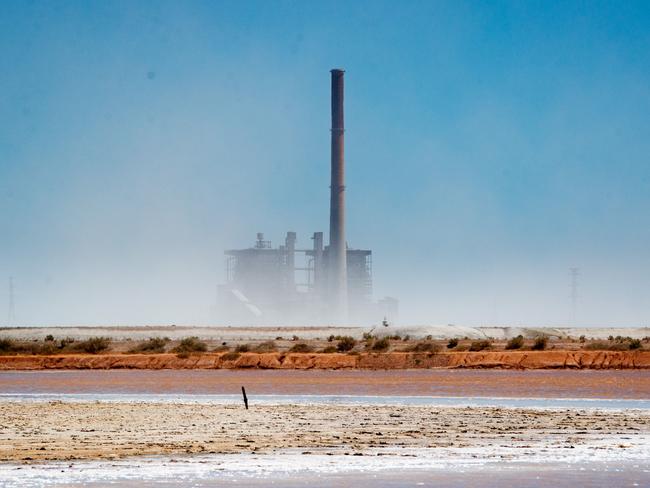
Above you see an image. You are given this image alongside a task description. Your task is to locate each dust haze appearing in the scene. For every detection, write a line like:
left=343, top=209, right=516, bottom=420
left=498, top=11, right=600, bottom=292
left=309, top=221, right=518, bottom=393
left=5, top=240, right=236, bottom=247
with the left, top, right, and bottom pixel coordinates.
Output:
left=1, top=2, right=649, bottom=327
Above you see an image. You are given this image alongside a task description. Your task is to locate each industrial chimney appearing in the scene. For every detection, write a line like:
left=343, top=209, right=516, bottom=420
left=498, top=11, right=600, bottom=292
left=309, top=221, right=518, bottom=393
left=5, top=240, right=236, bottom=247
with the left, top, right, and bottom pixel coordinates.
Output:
left=329, top=69, right=348, bottom=322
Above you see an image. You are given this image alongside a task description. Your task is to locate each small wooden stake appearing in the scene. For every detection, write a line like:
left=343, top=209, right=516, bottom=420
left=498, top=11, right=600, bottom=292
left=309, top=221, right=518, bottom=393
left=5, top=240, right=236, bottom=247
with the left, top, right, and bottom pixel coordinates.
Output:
left=241, top=386, right=248, bottom=410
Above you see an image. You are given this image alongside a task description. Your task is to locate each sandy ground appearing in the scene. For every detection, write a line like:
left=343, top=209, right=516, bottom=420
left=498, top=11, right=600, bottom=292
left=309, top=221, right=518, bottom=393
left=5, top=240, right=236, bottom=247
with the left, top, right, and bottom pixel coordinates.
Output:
left=1, top=402, right=649, bottom=462
left=2, top=325, right=650, bottom=341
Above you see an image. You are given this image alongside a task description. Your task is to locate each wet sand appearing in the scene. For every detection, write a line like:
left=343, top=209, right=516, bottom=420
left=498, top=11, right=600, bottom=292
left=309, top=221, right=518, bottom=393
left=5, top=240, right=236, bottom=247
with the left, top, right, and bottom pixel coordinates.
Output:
left=2, top=369, right=649, bottom=398
left=2, top=401, right=649, bottom=462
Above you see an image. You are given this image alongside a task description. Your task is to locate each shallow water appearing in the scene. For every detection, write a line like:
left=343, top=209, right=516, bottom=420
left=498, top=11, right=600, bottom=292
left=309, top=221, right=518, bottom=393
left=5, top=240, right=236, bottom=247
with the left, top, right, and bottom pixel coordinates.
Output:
left=3, top=453, right=649, bottom=487
left=2, top=369, right=649, bottom=398
left=2, top=392, right=649, bottom=409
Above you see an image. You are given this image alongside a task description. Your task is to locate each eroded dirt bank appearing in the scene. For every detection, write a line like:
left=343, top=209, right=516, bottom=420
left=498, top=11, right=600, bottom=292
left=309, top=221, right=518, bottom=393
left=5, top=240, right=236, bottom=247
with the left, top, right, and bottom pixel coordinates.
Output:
left=1, top=350, right=649, bottom=370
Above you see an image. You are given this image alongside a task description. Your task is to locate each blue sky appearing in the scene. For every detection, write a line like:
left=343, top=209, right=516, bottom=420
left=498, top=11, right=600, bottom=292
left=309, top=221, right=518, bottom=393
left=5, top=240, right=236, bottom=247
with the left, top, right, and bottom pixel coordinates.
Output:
left=1, top=0, right=649, bottom=325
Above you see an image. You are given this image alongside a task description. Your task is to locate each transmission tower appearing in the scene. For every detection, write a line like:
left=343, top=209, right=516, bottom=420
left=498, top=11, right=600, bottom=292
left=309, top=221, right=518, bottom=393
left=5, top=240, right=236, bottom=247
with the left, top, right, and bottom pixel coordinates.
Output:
left=8, top=276, right=15, bottom=325
left=569, top=268, right=579, bottom=325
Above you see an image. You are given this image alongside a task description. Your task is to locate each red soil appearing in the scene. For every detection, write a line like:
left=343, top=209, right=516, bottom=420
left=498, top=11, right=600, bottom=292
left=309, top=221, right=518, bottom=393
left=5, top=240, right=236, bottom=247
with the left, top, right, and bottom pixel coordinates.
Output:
left=0, top=350, right=648, bottom=370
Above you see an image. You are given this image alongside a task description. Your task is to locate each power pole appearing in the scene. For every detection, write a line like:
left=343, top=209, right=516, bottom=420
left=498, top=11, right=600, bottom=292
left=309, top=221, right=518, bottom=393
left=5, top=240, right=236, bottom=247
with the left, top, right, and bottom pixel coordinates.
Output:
left=569, top=268, right=579, bottom=325
left=8, top=276, right=15, bottom=325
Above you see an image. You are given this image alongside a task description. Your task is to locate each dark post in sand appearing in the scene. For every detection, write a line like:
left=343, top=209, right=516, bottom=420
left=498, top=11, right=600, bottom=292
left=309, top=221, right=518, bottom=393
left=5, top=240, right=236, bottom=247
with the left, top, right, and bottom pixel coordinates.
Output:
left=241, top=386, right=248, bottom=410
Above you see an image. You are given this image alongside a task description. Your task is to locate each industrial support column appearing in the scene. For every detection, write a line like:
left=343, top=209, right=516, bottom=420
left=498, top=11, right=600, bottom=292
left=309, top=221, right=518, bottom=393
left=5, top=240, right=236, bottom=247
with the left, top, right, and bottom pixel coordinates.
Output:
left=329, top=68, right=348, bottom=322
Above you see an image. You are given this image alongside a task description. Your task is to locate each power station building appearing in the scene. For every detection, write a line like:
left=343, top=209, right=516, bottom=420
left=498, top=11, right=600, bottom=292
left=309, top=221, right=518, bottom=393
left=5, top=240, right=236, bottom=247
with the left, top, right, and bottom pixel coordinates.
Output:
left=218, top=70, right=397, bottom=325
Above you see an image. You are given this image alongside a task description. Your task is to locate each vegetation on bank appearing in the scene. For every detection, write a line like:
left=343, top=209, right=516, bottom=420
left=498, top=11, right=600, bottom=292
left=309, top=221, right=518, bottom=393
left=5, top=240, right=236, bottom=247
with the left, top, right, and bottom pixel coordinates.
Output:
left=128, top=337, right=170, bottom=354
left=0, top=334, right=647, bottom=356
left=253, top=341, right=277, bottom=353
left=505, top=335, right=525, bottom=350
left=335, top=336, right=357, bottom=352
left=406, top=341, right=440, bottom=353
left=368, top=337, right=391, bottom=351
left=72, top=337, right=111, bottom=353
left=289, top=343, right=313, bottom=353
left=172, top=337, right=208, bottom=355
left=585, top=337, right=642, bottom=351
left=469, top=340, right=492, bottom=352
left=0, top=336, right=111, bottom=355
left=532, top=336, right=548, bottom=351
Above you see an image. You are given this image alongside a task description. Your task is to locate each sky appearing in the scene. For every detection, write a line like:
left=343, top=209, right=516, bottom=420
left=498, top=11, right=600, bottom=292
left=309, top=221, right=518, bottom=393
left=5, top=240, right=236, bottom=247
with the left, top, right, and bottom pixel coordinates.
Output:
left=1, top=0, right=649, bottom=326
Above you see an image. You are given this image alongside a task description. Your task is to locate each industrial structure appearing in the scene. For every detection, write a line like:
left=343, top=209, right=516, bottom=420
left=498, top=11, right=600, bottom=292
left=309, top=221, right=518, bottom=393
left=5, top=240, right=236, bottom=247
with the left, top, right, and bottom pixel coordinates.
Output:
left=218, top=70, right=397, bottom=325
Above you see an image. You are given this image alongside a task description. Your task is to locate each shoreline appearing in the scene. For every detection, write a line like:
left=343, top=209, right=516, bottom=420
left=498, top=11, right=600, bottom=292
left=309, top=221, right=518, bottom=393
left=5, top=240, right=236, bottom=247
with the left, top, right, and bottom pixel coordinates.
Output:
left=1, top=350, right=649, bottom=370
left=4, top=456, right=649, bottom=488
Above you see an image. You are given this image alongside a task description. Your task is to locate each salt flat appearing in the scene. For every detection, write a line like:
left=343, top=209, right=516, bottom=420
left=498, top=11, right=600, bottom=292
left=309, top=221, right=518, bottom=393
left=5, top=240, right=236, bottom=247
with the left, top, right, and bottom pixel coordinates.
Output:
left=2, top=401, right=649, bottom=462
left=2, top=324, right=650, bottom=341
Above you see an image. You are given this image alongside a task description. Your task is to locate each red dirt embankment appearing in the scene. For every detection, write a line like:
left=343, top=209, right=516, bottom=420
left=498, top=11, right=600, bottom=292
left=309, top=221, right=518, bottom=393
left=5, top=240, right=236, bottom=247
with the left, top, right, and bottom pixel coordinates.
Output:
left=0, top=351, right=649, bottom=370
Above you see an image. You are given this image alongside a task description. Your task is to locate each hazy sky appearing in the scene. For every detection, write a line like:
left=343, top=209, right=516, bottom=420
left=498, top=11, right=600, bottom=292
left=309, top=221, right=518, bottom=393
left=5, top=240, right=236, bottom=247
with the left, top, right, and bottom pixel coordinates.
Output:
left=1, top=0, right=649, bottom=326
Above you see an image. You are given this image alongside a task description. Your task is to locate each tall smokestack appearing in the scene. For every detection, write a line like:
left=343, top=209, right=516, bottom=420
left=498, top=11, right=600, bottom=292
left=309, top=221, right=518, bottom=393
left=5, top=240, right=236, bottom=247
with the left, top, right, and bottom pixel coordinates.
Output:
left=329, top=68, right=347, bottom=322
